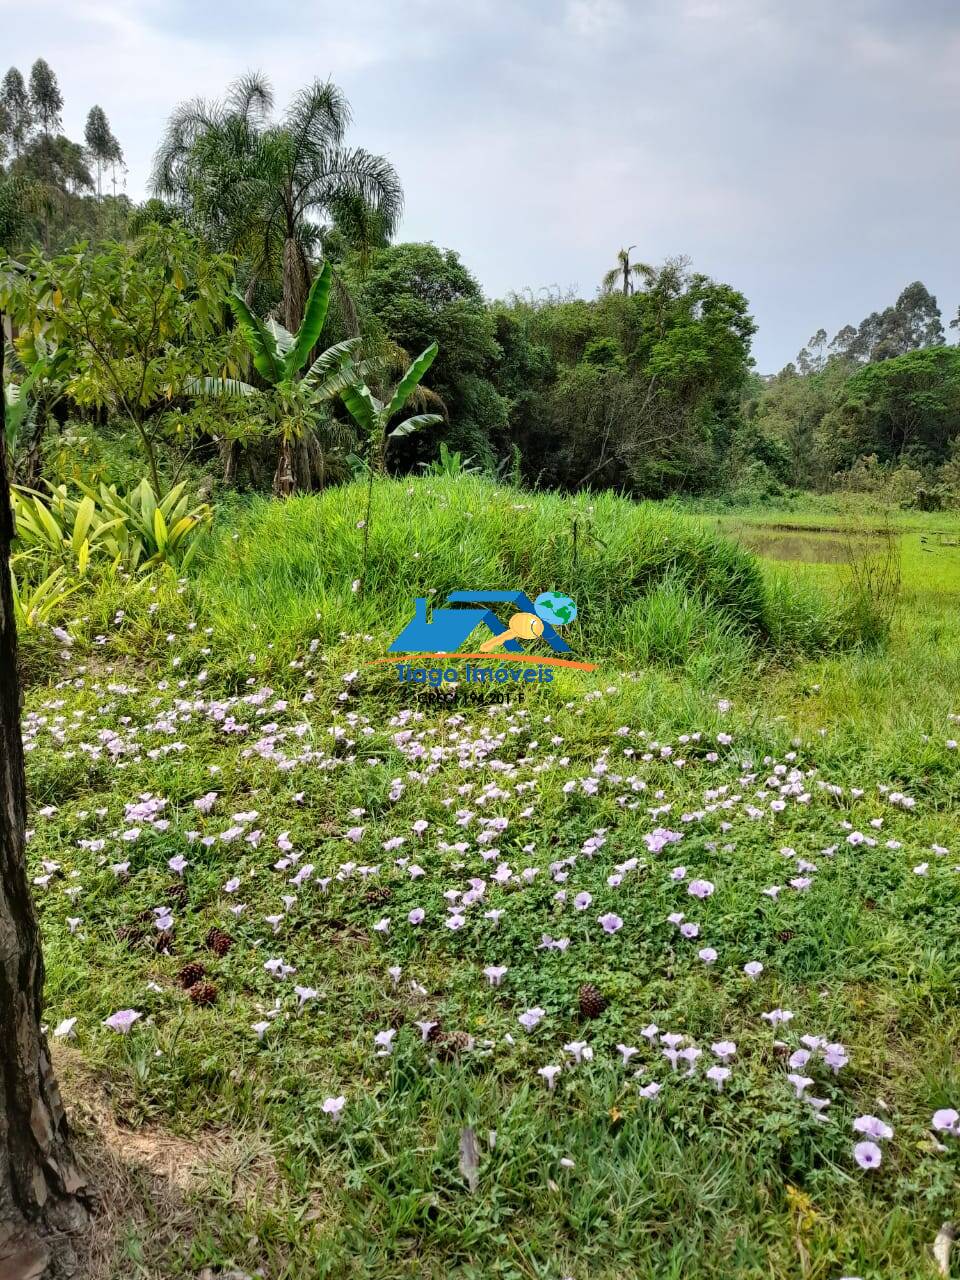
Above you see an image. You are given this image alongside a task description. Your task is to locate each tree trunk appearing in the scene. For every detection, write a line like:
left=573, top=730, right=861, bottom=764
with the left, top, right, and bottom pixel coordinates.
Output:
left=0, top=332, right=89, bottom=1278
left=281, top=236, right=310, bottom=335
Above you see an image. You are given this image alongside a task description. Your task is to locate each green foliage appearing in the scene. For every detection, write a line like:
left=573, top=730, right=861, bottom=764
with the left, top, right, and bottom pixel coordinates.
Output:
left=1, top=223, right=233, bottom=491
left=196, top=475, right=863, bottom=661
left=12, top=477, right=211, bottom=573
left=824, top=346, right=960, bottom=468
left=418, top=441, right=481, bottom=477
left=152, top=74, right=402, bottom=332
left=348, top=242, right=504, bottom=465
left=10, top=563, right=77, bottom=628
left=338, top=341, right=442, bottom=472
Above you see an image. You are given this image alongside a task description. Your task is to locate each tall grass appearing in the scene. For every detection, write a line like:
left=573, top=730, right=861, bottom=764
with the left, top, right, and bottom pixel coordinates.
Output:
left=193, top=476, right=865, bottom=670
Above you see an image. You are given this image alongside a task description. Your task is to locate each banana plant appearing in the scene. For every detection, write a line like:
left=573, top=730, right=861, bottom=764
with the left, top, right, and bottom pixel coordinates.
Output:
left=192, top=260, right=363, bottom=495
left=338, top=342, right=443, bottom=474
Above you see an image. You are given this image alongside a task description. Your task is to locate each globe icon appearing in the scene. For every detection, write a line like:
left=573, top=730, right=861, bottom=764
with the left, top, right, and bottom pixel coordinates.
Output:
left=534, top=592, right=577, bottom=627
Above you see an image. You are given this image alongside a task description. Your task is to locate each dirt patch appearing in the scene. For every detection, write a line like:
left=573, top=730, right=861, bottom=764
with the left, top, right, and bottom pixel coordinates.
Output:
left=52, top=1045, right=279, bottom=1280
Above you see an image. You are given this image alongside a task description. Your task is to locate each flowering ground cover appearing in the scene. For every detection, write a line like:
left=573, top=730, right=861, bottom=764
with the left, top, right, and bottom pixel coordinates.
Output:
left=20, top=481, right=960, bottom=1278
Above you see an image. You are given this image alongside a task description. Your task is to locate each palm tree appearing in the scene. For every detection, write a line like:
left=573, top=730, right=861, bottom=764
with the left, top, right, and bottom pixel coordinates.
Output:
left=601, top=246, right=655, bottom=297
left=151, top=73, right=403, bottom=332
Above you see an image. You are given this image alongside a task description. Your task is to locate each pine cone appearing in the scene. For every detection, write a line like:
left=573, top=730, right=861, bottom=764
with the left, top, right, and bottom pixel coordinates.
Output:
left=188, top=981, right=217, bottom=1006
left=578, top=982, right=607, bottom=1018
left=362, top=885, right=392, bottom=905
left=206, top=927, right=234, bottom=956
left=154, top=930, right=174, bottom=955
left=178, top=961, right=206, bottom=989
left=117, top=924, right=144, bottom=949
left=166, top=881, right=189, bottom=906
left=434, top=1030, right=473, bottom=1061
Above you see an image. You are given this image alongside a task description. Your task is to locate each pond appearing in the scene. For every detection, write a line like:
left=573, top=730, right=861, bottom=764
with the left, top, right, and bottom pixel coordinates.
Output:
left=718, top=521, right=894, bottom=564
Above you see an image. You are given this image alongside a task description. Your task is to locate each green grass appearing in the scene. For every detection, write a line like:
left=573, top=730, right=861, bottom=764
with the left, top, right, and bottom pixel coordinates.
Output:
left=18, top=479, right=960, bottom=1278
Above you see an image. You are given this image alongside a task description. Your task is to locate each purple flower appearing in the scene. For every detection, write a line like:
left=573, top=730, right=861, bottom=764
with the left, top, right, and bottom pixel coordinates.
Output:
left=638, top=1081, right=662, bottom=1099
left=168, top=854, right=188, bottom=876
left=932, top=1108, right=959, bottom=1135
left=762, top=1008, right=794, bottom=1026
left=743, top=961, right=764, bottom=978
left=573, top=891, right=593, bottom=911
left=698, top=947, right=718, bottom=964
left=483, top=965, right=508, bottom=987
left=853, top=1115, right=893, bottom=1141
left=687, top=879, right=715, bottom=899
left=374, top=1028, right=397, bottom=1056
left=853, top=1140, right=882, bottom=1170
left=711, top=1041, right=736, bottom=1060
left=408, top=908, right=425, bottom=925
left=706, top=1065, right=730, bottom=1090
left=322, top=1095, right=346, bottom=1116
left=519, top=1006, right=545, bottom=1031
left=680, top=922, right=700, bottom=939
left=103, top=1009, right=141, bottom=1034
left=538, top=1064, right=561, bottom=1090
left=598, top=913, right=623, bottom=934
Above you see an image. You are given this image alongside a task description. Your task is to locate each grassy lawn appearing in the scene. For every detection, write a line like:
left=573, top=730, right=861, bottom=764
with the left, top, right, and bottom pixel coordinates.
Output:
left=22, top=480, right=960, bottom=1279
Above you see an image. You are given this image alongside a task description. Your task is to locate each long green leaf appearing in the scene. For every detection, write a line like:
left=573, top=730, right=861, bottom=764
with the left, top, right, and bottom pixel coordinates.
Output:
left=284, top=262, right=332, bottom=382
left=227, top=290, right=281, bottom=385
left=340, top=380, right=380, bottom=435
left=302, top=337, right=362, bottom=387
left=265, top=318, right=294, bottom=355
left=388, top=413, right=443, bottom=439
left=385, top=342, right=439, bottom=421
left=186, top=376, right=257, bottom=397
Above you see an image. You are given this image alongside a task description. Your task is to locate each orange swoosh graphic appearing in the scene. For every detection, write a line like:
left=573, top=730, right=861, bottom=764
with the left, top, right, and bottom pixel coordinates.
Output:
left=371, top=653, right=597, bottom=671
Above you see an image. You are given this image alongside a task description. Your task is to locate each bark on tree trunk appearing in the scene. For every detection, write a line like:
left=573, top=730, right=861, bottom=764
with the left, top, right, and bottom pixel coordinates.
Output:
left=281, top=236, right=309, bottom=335
left=0, top=331, right=89, bottom=1279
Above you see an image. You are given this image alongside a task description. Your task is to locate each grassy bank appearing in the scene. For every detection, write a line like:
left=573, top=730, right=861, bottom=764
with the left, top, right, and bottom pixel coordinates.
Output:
left=17, top=481, right=960, bottom=1279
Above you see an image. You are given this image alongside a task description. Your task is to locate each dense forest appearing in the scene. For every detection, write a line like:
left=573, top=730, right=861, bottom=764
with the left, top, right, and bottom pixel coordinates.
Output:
left=3, top=61, right=960, bottom=509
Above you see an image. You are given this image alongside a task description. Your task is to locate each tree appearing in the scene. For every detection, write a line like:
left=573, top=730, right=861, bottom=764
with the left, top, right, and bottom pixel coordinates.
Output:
left=195, top=260, right=361, bottom=494
left=348, top=242, right=505, bottom=465
left=601, top=246, right=655, bottom=297
left=152, top=73, right=403, bottom=332
left=0, top=328, right=89, bottom=1279
left=839, top=282, right=945, bottom=363
left=0, top=68, right=32, bottom=159
left=83, top=105, right=122, bottom=203
left=823, top=346, right=960, bottom=467
left=2, top=224, right=234, bottom=492
left=27, top=59, right=62, bottom=137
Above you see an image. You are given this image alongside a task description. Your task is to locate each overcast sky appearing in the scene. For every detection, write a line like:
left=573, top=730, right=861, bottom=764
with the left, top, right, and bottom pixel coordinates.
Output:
left=5, top=0, right=960, bottom=370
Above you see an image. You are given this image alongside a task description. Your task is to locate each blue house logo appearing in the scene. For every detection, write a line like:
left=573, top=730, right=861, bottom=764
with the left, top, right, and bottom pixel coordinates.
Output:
left=389, top=591, right=574, bottom=654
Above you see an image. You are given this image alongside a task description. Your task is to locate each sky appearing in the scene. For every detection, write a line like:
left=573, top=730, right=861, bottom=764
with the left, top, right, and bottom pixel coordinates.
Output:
left=4, top=0, right=960, bottom=371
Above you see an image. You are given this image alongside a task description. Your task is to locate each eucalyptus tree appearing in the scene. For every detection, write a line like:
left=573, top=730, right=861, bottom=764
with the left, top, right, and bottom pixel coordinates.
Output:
left=84, top=105, right=123, bottom=202
left=151, top=73, right=403, bottom=332
left=0, top=67, right=32, bottom=159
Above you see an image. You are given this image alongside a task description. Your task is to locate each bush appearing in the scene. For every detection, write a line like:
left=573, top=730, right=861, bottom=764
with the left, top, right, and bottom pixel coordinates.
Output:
left=194, top=475, right=865, bottom=667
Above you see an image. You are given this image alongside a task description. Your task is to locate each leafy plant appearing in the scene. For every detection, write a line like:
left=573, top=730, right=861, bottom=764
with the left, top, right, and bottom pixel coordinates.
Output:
left=194, top=260, right=361, bottom=495
left=79, top=478, right=211, bottom=571
left=10, top=485, right=123, bottom=575
left=338, top=341, right=442, bottom=475
left=1, top=224, right=233, bottom=493
left=10, top=564, right=78, bottom=629
left=11, top=478, right=210, bottom=574
left=418, top=442, right=480, bottom=478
